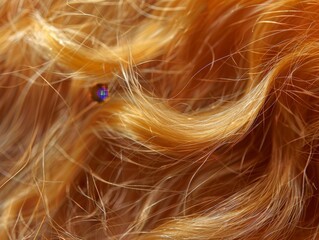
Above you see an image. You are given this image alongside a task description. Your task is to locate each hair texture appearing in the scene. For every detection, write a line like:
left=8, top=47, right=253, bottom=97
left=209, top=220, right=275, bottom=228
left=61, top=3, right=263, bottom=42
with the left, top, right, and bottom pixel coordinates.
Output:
left=1, top=0, right=319, bottom=239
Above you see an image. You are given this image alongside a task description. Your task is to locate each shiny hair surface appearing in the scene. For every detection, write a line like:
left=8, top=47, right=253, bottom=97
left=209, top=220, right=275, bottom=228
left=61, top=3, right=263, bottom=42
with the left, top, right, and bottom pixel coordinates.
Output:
left=1, top=0, right=319, bottom=239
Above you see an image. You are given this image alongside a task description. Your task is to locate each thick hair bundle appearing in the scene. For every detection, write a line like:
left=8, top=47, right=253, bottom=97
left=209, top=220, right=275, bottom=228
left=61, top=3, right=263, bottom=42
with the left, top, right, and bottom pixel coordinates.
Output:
left=1, top=0, right=319, bottom=239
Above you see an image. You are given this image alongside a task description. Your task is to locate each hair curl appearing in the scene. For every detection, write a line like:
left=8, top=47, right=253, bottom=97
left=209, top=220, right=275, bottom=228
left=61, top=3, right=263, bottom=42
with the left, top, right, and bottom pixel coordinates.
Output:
left=1, top=0, right=319, bottom=239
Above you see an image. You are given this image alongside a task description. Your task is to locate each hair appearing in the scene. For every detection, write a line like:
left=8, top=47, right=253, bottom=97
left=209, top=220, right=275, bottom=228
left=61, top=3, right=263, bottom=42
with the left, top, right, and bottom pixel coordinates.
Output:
left=1, top=0, right=319, bottom=239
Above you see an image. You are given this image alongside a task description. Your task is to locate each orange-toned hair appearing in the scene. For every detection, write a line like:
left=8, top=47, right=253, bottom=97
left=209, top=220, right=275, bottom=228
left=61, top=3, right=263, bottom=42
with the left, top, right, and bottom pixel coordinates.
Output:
left=1, top=0, right=319, bottom=239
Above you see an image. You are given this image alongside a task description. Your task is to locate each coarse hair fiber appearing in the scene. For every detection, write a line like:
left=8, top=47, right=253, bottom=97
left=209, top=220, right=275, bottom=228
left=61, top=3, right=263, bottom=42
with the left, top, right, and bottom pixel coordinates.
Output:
left=1, top=0, right=319, bottom=239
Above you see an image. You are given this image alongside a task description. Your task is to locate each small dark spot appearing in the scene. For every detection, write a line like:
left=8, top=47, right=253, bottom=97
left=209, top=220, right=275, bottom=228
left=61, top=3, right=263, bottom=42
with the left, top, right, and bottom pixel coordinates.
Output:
left=91, top=84, right=109, bottom=103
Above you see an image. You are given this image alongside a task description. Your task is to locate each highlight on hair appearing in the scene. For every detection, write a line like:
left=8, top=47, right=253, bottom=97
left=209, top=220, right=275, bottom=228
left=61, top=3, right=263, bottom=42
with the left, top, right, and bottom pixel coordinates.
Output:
left=1, top=0, right=319, bottom=239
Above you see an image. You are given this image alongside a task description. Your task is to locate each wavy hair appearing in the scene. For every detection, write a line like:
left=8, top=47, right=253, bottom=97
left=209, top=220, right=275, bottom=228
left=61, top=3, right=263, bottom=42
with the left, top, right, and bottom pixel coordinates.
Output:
left=1, top=0, right=319, bottom=239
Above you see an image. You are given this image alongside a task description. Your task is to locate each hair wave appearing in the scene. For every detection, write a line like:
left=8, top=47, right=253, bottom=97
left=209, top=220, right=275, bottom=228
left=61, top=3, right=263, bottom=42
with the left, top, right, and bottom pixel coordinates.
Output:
left=1, top=0, right=319, bottom=239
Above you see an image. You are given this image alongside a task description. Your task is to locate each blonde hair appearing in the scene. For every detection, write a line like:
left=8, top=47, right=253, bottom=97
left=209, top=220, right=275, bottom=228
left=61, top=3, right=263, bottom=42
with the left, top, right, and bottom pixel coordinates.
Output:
left=1, top=0, right=319, bottom=239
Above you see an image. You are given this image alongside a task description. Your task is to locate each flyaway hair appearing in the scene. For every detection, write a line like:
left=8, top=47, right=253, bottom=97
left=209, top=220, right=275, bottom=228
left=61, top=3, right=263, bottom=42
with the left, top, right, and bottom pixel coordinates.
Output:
left=1, top=0, right=319, bottom=239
